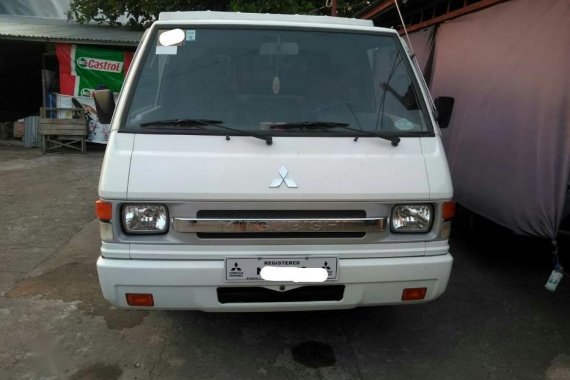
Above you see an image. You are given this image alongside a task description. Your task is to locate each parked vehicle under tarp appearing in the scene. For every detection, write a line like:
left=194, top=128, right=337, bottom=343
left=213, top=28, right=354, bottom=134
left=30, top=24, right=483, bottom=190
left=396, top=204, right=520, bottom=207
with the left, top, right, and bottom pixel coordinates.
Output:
left=407, top=0, right=570, bottom=239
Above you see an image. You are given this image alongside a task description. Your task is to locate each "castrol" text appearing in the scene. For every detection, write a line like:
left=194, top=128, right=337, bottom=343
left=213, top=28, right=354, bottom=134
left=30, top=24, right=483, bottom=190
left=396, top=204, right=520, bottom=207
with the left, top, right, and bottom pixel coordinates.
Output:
left=76, top=57, right=123, bottom=73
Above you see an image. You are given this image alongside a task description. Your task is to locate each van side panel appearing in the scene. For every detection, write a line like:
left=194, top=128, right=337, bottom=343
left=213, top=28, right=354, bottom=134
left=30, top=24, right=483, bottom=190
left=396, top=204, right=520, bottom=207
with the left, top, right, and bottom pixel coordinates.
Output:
left=98, top=132, right=135, bottom=200
left=420, top=137, right=453, bottom=200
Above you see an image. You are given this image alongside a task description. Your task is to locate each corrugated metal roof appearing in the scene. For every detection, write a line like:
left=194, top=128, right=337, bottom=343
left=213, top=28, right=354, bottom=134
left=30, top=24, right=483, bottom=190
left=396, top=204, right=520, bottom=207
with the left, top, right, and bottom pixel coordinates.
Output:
left=0, top=14, right=143, bottom=46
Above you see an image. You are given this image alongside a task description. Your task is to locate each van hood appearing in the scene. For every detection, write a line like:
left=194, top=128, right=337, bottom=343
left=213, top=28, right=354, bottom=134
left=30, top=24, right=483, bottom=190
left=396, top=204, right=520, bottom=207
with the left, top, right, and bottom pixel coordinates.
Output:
left=124, top=134, right=436, bottom=201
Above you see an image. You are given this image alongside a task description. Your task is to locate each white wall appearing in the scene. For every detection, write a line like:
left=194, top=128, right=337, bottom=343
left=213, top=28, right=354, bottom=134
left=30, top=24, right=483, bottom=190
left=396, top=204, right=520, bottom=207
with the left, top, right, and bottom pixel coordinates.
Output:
left=0, top=0, right=69, bottom=19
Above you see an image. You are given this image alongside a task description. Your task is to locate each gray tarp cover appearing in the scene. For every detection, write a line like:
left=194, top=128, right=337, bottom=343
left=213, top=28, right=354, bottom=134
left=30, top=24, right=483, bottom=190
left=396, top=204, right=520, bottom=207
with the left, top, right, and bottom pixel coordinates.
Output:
left=428, top=0, right=570, bottom=238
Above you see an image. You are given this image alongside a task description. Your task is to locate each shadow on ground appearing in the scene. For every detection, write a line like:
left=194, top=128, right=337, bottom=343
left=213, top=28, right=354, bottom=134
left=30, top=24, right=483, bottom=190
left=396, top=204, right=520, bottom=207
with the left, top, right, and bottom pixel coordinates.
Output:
left=6, top=262, right=148, bottom=330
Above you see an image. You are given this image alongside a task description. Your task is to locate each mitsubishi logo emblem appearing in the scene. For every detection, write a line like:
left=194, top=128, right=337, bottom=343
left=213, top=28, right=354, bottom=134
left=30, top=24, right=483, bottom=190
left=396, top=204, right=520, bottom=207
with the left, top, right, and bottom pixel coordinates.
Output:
left=270, top=165, right=298, bottom=188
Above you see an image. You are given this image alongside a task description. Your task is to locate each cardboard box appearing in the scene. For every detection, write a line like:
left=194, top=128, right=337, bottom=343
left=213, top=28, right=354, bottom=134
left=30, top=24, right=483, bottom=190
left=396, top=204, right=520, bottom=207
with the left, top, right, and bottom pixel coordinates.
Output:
left=13, top=120, right=25, bottom=138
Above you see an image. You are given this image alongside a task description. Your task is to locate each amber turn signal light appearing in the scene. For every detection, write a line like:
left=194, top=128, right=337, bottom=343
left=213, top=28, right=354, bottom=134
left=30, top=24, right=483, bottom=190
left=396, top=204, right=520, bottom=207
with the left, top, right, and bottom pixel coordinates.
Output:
left=442, top=201, right=455, bottom=221
left=126, top=293, right=154, bottom=307
left=96, top=199, right=112, bottom=221
left=402, top=287, right=427, bottom=301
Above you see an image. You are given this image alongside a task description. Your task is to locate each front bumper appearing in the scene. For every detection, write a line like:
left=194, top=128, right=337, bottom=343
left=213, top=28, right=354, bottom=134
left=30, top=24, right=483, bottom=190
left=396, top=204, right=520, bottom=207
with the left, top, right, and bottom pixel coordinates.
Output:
left=97, top=253, right=453, bottom=312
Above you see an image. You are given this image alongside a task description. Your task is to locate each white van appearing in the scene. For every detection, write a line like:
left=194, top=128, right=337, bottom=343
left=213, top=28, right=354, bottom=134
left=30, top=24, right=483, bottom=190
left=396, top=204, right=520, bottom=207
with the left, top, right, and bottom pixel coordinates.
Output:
left=94, top=11, right=455, bottom=311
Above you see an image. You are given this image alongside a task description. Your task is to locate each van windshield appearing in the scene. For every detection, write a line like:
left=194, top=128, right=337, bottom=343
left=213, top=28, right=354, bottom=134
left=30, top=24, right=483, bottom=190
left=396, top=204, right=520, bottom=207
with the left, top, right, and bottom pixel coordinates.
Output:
left=123, top=27, right=432, bottom=137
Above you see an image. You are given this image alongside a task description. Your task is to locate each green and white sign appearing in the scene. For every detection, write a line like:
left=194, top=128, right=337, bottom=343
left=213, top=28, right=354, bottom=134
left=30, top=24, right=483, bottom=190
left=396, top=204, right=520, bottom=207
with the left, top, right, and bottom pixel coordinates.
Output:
left=72, top=46, right=126, bottom=96
left=56, top=43, right=133, bottom=97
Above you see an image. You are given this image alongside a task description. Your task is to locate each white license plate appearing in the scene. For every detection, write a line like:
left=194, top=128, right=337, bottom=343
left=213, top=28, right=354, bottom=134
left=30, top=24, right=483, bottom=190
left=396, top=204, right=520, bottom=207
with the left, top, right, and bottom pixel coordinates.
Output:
left=225, top=257, right=338, bottom=281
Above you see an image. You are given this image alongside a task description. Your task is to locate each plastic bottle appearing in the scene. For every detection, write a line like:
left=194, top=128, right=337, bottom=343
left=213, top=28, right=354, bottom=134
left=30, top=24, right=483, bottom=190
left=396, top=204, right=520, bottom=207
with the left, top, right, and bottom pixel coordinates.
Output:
left=545, top=268, right=564, bottom=292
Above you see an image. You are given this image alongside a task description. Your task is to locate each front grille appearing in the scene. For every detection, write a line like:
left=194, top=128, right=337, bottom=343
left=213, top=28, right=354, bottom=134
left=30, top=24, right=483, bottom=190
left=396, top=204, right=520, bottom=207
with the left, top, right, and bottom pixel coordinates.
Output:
left=197, top=210, right=366, bottom=219
left=217, top=285, right=345, bottom=303
left=193, top=210, right=369, bottom=239
left=198, top=232, right=364, bottom=239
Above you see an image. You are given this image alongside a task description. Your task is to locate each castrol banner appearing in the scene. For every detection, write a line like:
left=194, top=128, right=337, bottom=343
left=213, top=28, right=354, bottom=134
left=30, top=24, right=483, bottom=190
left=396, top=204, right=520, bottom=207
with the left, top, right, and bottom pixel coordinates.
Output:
left=56, top=44, right=133, bottom=97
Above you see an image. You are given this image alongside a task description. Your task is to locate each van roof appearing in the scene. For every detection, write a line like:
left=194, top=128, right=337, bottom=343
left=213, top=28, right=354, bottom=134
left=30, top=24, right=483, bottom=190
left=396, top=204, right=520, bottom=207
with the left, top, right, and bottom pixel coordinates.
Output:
left=158, top=11, right=374, bottom=28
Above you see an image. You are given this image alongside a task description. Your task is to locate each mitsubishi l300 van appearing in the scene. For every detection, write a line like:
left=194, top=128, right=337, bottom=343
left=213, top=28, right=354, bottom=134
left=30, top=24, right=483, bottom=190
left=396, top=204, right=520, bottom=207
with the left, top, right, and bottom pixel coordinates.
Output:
left=94, top=11, right=455, bottom=311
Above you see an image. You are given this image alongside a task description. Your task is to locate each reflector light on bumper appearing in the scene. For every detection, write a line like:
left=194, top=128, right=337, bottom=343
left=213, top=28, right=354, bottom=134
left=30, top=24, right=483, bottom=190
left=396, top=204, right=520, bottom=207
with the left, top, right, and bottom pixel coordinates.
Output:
left=402, top=287, right=427, bottom=301
left=126, top=293, right=154, bottom=306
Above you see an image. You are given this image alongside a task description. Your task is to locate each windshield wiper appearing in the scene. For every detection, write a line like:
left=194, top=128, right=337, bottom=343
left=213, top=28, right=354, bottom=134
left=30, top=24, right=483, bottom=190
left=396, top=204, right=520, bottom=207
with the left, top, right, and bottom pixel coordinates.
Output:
left=140, top=119, right=273, bottom=145
left=375, top=53, right=403, bottom=133
left=270, top=121, right=400, bottom=146
left=140, top=118, right=223, bottom=127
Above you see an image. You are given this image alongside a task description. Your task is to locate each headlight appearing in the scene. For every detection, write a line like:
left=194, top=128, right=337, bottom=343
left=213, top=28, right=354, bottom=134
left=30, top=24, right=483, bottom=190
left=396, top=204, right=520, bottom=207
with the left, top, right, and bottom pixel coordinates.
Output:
left=391, top=204, right=433, bottom=233
left=122, top=204, right=169, bottom=234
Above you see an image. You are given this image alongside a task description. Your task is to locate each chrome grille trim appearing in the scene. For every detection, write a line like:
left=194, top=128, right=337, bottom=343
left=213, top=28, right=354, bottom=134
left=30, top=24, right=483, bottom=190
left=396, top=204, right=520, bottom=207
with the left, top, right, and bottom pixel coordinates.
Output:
left=172, top=217, right=387, bottom=234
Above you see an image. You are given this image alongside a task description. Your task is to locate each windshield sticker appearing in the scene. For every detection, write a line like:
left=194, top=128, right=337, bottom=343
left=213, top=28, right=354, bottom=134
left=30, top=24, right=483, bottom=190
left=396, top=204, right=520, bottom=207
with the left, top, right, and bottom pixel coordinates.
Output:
left=186, top=30, right=196, bottom=41
left=158, top=29, right=185, bottom=46
left=156, top=45, right=177, bottom=55
left=394, top=118, right=414, bottom=131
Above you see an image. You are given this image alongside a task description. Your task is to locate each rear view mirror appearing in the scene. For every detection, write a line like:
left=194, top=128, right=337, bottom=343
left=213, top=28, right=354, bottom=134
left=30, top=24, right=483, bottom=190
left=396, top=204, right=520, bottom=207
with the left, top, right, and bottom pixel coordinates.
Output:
left=259, top=42, right=299, bottom=56
left=93, top=89, right=116, bottom=124
left=434, top=96, right=454, bottom=129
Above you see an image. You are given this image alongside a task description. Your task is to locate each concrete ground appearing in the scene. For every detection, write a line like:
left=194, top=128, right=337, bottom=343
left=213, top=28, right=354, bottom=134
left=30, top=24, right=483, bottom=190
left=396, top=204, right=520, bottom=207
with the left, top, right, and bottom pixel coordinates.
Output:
left=0, top=146, right=569, bottom=380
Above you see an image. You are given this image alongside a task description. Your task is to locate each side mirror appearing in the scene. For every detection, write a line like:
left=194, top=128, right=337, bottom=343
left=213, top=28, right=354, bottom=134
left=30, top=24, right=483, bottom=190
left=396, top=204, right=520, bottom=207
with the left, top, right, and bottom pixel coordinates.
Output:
left=434, top=96, right=455, bottom=129
left=93, top=89, right=116, bottom=124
